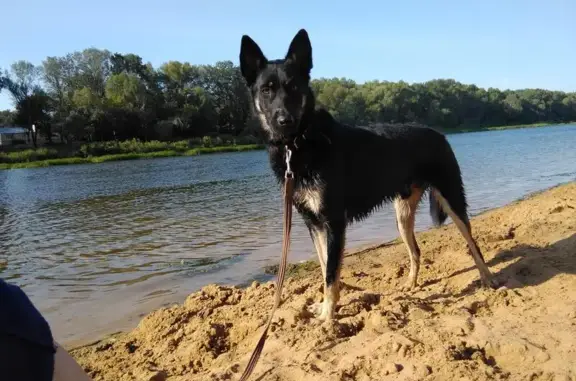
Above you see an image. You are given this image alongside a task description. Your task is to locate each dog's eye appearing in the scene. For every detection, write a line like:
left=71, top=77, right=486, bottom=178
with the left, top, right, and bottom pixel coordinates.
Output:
left=285, top=82, right=298, bottom=92
left=261, top=86, right=271, bottom=95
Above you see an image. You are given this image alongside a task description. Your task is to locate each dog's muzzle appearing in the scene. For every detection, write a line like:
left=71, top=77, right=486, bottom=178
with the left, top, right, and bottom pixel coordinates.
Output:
left=274, top=110, right=296, bottom=129
left=276, top=114, right=294, bottom=127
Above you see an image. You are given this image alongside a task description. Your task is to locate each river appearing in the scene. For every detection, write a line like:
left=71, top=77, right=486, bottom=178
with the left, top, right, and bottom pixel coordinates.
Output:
left=1, top=123, right=575, bottom=346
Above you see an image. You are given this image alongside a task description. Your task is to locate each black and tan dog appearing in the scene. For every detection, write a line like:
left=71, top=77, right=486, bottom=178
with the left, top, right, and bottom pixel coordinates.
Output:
left=239, top=29, right=496, bottom=321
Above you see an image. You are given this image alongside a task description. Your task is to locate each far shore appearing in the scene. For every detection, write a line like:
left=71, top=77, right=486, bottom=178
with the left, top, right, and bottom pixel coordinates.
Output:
left=1, top=121, right=573, bottom=171
left=0, top=144, right=264, bottom=170
left=437, top=120, right=575, bottom=134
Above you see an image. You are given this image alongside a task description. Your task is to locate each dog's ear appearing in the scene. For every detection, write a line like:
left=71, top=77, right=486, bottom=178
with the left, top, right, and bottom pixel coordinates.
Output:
left=285, top=29, right=313, bottom=76
left=240, top=35, right=267, bottom=86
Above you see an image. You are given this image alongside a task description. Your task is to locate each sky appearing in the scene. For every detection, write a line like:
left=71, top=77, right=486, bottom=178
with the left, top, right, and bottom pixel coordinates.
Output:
left=1, top=0, right=575, bottom=110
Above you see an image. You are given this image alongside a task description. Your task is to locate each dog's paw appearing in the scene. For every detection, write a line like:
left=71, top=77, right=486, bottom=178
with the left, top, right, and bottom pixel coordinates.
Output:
left=307, top=302, right=324, bottom=317
left=482, top=276, right=501, bottom=289
left=400, top=280, right=419, bottom=293
left=317, top=309, right=332, bottom=322
left=307, top=302, right=334, bottom=321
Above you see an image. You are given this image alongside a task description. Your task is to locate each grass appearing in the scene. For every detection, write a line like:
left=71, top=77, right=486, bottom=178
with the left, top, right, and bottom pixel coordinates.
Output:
left=0, top=147, right=61, bottom=163
left=0, top=144, right=265, bottom=170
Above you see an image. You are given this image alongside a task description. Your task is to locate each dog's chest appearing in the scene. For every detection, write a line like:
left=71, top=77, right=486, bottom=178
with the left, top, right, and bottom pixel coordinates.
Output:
left=293, top=182, right=324, bottom=215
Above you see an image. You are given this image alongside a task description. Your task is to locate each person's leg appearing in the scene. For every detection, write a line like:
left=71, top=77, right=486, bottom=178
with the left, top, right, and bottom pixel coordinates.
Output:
left=53, top=342, right=93, bottom=381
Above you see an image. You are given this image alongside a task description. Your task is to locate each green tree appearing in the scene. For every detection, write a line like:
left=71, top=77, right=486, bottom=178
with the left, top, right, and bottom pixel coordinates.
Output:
left=3, top=61, right=45, bottom=146
left=0, top=110, right=15, bottom=125
left=3, top=47, right=575, bottom=148
left=13, top=89, right=53, bottom=139
left=105, top=72, right=147, bottom=109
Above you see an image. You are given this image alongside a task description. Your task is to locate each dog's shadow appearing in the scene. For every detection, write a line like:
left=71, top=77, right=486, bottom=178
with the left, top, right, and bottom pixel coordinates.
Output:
left=421, top=233, right=576, bottom=298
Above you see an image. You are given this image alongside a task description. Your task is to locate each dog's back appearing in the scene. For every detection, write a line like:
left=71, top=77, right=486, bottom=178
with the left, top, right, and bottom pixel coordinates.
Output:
left=297, top=110, right=460, bottom=224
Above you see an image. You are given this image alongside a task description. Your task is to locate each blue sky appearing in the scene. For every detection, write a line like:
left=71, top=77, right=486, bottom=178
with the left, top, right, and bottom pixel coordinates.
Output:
left=1, top=0, right=575, bottom=110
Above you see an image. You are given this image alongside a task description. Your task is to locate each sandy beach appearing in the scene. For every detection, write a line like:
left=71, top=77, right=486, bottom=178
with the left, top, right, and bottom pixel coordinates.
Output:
left=71, top=182, right=576, bottom=381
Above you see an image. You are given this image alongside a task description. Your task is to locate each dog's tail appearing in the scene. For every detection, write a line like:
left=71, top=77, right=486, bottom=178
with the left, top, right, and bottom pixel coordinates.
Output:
left=428, top=135, right=469, bottom=228
left=429, top=191, right=448, bottom=226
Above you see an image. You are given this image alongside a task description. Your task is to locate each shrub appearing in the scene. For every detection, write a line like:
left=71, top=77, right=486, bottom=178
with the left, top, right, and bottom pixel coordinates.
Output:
left=189, top=138, right=202, bottom=147
left=79, top=139, right=195, bottom=157
left=218, top=134, right=235, bottom=145
left=172, top=140, right=189, bottom=150
left=235, top=135, right=260, bottom=145
left=202, top=136, right=213, bottom=147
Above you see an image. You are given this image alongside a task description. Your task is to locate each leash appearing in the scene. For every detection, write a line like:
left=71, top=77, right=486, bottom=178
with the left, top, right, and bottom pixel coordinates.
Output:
left=238, top=147, right=295, bottom=381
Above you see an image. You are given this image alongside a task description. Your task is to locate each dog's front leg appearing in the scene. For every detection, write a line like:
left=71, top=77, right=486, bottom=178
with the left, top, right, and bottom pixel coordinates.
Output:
left=317, top=218, right=346, bottom=321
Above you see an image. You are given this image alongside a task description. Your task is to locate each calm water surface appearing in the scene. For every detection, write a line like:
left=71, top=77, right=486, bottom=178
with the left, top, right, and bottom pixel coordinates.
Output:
left=1, top=124, right=575, bottom=345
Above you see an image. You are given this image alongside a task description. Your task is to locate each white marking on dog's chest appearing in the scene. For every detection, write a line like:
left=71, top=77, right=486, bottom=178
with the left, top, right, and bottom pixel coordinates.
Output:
left=294, top=185, right=323, bottom=215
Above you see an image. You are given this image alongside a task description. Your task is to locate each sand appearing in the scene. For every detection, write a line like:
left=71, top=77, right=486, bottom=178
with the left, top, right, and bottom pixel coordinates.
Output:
left=71, top=182, right=576, bottom=381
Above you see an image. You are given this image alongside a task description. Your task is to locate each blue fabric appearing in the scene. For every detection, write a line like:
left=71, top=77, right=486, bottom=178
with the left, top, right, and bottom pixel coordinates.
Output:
left=0, top=278, right=55, bottom=348
left=0, top=278, right=55, bottom=380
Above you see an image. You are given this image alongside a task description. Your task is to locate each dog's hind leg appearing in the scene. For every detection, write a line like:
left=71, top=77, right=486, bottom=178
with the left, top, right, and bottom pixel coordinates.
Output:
left=394, top=186, right=424, bottom=291
left=431, top=188, right=497, bottom=288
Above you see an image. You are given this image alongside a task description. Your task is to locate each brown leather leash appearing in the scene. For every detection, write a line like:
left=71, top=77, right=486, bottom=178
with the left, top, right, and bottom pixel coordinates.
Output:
left=238, top=147, right=295, bottom=381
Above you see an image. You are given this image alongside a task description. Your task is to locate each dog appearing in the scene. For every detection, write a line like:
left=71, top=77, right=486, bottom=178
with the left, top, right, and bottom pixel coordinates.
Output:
left=239, top=29, right=497, bottom=321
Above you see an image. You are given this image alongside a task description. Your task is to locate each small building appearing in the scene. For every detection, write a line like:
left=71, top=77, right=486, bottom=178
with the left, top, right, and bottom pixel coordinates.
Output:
left=0, top=126, right=28, bottom=146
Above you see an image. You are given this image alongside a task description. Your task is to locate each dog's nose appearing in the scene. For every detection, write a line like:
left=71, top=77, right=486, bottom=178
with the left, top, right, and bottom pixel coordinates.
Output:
left=277, top=115, right=294, bottom=127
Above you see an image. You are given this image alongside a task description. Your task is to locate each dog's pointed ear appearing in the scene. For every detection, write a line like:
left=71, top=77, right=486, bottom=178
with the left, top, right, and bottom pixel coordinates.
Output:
left=240, top=35, right=267, bottom=86
left=285, top=29, right=313, bottom=75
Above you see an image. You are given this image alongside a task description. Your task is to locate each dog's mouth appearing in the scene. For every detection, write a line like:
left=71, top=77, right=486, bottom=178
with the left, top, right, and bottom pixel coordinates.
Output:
left=269, top=118, right=300, bottom=137
left=273, top=117, right=299, bottom=132
left=282, top=124, right=299, bottom=136
left=268, top=129, right=300, bottom=145
left=264, top=111, right=305, bottom=146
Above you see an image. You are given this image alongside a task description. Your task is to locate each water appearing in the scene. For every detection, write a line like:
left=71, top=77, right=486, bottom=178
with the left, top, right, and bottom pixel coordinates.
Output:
left=1, top=124, right=575, bottom=346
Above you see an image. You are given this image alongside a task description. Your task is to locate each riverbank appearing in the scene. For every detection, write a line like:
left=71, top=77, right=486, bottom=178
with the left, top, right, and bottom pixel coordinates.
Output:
left=440, top=121, right=575, bottom=134
left=2, top=122, right=574, bottom=171
left=71, top=181, right=576, bottom=380
left=0, top=144, right=264, bottom=170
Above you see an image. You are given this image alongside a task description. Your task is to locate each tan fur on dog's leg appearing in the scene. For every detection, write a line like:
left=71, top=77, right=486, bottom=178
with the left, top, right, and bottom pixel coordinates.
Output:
left=394, top=186, right=424, bottom=290
left=432, top=188, right=496, bottom=287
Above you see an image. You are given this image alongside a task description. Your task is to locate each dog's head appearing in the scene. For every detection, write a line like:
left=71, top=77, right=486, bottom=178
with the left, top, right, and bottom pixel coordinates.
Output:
left=239, top=29, right=314, bottom=143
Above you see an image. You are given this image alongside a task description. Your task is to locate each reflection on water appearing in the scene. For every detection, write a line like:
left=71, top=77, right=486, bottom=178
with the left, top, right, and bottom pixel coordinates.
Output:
left=1, top=124, right=575, bottom=345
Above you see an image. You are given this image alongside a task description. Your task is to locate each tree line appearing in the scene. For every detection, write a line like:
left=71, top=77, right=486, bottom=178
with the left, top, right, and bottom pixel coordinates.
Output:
left=1, top=48, right=575, bottom=146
